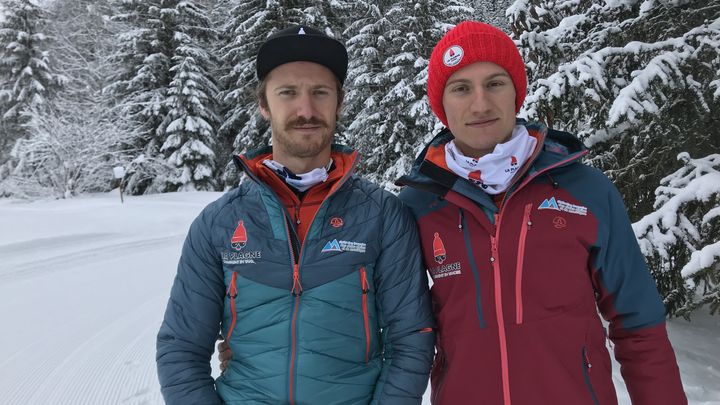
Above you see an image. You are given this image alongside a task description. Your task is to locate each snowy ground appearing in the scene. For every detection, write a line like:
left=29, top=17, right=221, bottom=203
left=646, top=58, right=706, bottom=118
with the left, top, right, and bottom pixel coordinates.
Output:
left=0, top=191, right=718, bottom=405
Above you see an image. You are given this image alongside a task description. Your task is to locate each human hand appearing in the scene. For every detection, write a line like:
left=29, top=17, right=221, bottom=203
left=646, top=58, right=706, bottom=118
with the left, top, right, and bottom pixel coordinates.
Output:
left=217, top=339, right=233, bottom=372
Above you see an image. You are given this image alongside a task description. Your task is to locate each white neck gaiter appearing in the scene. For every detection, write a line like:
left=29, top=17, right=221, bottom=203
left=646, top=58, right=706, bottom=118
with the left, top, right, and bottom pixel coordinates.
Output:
left=262, top=159, right=333, bottom=192
left=444, top=125, right=537, bottom=195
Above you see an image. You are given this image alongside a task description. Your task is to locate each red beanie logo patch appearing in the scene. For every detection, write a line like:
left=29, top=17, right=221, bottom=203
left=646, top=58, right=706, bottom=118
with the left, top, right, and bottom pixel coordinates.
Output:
left=231, top=220, right=248, bottom=250
left=443, top=45, right=464, bottom=67
left=433, top=232, right=447, bottom=264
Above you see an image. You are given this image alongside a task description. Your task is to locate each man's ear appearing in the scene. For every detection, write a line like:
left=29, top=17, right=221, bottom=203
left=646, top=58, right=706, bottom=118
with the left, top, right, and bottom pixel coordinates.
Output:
left=259, top=104, right=270, bottom=120
left=335, top=101, right=343, bottom=119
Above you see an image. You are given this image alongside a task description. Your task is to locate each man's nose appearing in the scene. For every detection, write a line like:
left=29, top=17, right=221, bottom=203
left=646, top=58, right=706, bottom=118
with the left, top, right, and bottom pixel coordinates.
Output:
left=295, top=93, right=315, bottom=119
left=470, top=89, right=491, bottom=113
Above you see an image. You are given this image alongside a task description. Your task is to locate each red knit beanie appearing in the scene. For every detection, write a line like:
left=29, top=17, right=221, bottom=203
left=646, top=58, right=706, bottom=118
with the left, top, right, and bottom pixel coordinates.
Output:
left=428, top=21, right=527, bottom=126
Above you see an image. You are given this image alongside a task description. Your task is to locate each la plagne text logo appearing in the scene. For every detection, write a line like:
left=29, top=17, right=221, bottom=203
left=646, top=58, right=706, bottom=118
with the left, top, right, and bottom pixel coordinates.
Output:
left=321, top=239, right=367, bottom=253
left=427, top=232, right=462, bottom=279
left=223, top=219, right=262, bottom=264
left=538, top=197, right=588, bottom=216
left=222, top=250, right=262, bottom=265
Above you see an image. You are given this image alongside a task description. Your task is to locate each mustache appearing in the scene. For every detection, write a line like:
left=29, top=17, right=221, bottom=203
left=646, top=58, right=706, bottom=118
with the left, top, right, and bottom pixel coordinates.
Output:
left=285, top=116, right=328, bottom=130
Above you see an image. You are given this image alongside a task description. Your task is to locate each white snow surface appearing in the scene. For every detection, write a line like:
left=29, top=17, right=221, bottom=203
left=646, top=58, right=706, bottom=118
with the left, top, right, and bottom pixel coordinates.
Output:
left=0, top=191, right=718, bottom=404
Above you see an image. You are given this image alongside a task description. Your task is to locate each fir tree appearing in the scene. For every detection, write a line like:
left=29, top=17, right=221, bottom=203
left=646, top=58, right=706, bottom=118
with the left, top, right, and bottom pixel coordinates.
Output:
left=510, top=0, right=720, bottom=316
left=0, top=0, right=138, bottom=198
left=634, top=153, right=720, bottom=317
left=0, top=0, right=63, bottom=167
left=340, top=0, right=392, bottom=148
left=45, top=0, right=118, bottom=104
left=158, top=1, right=219, bottom=191
left=345, top=0, right=474, bottom=190
left=106, top=0, right=175, bottom=194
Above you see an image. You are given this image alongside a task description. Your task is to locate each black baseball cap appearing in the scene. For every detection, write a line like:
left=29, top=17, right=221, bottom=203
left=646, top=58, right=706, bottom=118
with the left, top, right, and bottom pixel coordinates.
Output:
left=256, top=25, right=348, bottom=84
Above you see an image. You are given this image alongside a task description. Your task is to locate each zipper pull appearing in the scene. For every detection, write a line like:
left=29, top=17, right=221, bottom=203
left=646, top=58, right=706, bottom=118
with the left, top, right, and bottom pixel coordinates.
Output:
left=291, top=264, right=303, bottom=296
left=360, top=267, right=369, bottom=294
left=226, top=272, right=238, bottom=299
left=490, top=235, right=498, bottom=263
left=584, top=349, right=592, bottom=373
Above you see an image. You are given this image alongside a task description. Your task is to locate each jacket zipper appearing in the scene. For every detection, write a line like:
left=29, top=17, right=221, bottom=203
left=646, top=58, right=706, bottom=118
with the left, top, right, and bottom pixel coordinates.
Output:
left=460, top=208, right=487, bottom=328
left=488, top=151, right=587, bottom=405
left=431, top=350, right=449, bottom=404
left=286, top=217, right=301, bottom=405
left=225, top=271, right=238, bottom=341
left=285, top=160, right=357, bottom=405
left=236, top=153, right=359, bottom=405
left=359, top=267, right=370, bottom=363
left=490, top=216, right=512, bottom=405
left=582, top=346, right=600, bottom=405
left=515, top=203, right=533, bottom=325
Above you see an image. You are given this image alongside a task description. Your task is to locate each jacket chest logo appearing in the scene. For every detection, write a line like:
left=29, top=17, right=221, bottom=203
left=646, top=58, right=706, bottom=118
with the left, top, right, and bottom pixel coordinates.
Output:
left=329, top=217, right=344, bottom=228
left=224, top=219, right=262, bottom=264
left=427, top=231, right=462, bottom=279
left=538, top=196, right=587, bottom=216
left=433, top=232, right=447, bottom=264
left=230, top=220, right=248, bottom=250
left=321, top=239, right=367, bottom=253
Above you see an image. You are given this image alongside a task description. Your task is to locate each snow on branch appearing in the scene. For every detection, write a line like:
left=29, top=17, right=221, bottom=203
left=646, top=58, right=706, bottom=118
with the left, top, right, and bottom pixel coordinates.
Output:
left=633, top=153, right=720, bottom=277
left=516, top=0, right=720, bottom=146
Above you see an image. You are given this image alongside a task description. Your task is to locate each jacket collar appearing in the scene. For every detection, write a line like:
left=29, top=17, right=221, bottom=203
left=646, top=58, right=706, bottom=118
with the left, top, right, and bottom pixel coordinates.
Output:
left=234, top=144, right=359, bottom=186
left=397, top=120, right=587, bottom=204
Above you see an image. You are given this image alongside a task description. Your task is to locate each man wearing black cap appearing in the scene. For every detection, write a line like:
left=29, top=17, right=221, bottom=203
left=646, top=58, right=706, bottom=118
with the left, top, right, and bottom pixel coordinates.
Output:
left=156, top=25, right=435, bottom=405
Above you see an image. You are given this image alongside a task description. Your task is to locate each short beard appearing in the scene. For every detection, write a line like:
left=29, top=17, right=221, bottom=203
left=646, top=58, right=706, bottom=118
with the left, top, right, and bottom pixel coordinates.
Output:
left=272, top=116, right=334, bottom=158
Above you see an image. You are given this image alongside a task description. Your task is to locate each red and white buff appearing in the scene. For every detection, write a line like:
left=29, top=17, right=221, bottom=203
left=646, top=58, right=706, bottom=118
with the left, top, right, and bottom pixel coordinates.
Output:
left=262, top=159, right=332, bottom=192
left=444, top=125, right=536, bottom=195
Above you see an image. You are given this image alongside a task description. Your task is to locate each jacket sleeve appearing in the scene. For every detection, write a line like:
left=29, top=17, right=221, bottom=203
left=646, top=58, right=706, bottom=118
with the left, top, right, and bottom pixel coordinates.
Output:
left=371, top=195, right=435, bottom=405
left=591, top=181, right=686, bottom=405
left=156, top=208, right=225, bottom=404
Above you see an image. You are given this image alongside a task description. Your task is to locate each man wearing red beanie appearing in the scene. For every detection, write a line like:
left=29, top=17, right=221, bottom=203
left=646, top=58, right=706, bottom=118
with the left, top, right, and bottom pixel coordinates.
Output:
left=398, top=21, right=687, bottom=405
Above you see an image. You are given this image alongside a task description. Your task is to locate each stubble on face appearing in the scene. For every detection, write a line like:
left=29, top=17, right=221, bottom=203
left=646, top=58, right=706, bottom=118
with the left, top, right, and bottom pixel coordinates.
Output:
left=271, top=114, right=334, bottom=159
left=259, top=62, right=341, bottom=171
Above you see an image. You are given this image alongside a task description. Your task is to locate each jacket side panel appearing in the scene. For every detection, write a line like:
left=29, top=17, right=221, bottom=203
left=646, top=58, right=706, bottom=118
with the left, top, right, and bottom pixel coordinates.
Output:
left=216, top=273, right=293, bottom=403
left=365, top=184, right=436, bottom=405
left=499, top=177, right=616, bottom=405
left=560, top=164, right=687, bottom=405
left=157, top=191, right=238, bottom=405
left=400, top=188, right=504, bottom=405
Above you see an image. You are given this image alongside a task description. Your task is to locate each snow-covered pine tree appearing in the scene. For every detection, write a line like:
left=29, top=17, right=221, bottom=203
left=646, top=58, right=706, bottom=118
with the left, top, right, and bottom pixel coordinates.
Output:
left=634, top=153, right=720, bottom=317
left=206, top=0, right=240, bottom=188
left=215, top=0, right=342, bottom=187
left=0, top=100, right=136, bottom=199
left=157, top=1, right=220, bottom=191
left=106, top=0, right=176, bottom=194
left=0, top=0, right=139, bottom=199
left=510, top=0, right=720, bottom=316
left=45, top=0, right=118, bottom=104
left=344, top=0, right=473, bottom=190
left=0, top=0, right=63, bottom=167
left=340, top=0, right=392, bottom=147
left=473, top=0, right=514, bottom=30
